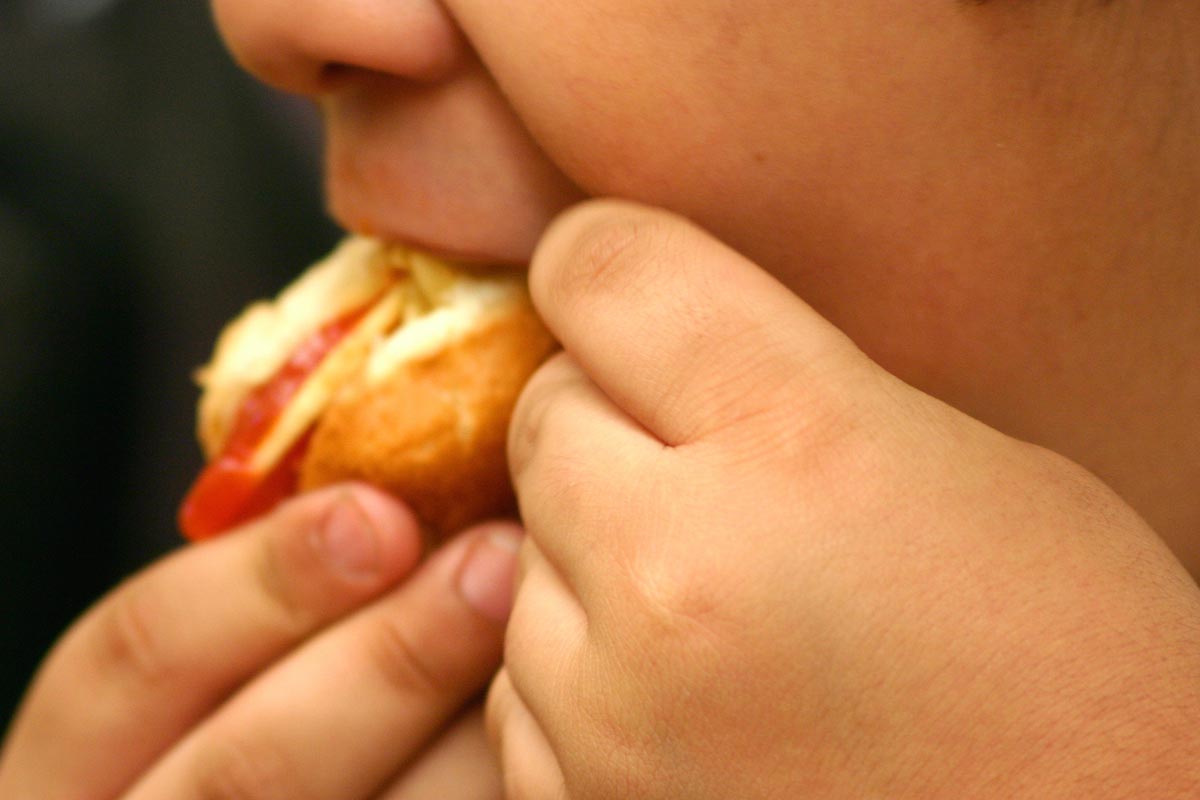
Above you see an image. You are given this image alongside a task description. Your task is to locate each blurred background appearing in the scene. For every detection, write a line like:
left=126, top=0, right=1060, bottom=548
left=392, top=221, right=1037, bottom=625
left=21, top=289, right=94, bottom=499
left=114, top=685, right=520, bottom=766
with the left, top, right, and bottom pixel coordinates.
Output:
left=1, top=0, right=340, bottom=723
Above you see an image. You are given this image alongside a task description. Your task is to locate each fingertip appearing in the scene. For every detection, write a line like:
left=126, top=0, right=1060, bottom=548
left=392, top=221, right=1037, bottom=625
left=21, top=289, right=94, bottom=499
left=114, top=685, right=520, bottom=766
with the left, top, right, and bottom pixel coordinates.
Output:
left=484, top=667, right=569, bottom=800
left=254, top=483, right=425, bottom=590
left=530, top=199, right=655, bottom=312
left=537, top=198, right=659, bottom=252
left=483, top=667, right=514, bottom=754
left=335, top=483, right=425, bottom=576
left=535, top=198, right=620, bottom=257
left=454, top=522, right=524, bottom=623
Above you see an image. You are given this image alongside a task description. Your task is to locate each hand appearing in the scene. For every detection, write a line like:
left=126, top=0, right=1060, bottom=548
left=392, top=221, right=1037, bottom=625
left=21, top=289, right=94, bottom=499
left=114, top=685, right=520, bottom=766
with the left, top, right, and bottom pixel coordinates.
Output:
left=486, top=201, right=1200, bottom=798
left=0, top=484, right=517, bottom=799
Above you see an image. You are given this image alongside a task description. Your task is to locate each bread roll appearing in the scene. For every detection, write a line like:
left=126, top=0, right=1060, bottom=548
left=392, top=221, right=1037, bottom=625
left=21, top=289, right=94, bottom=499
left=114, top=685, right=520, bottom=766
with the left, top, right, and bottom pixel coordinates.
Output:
left=184, top=236, right=557, bottom=540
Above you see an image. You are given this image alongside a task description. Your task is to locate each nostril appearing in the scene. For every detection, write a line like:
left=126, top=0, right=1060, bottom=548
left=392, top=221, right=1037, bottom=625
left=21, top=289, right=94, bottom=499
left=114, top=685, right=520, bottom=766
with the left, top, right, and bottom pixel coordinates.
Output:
left=317, top=62, right=359, bottom=92
left=214, top=0, right=467, bottom=98
left=314, top=62, right=421, bottom=95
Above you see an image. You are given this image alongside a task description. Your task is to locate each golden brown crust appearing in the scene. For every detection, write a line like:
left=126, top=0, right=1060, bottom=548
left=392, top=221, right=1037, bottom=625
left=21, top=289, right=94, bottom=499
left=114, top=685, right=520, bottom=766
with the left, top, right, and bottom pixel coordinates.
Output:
left=298, top=301, right=558, bottom=539
left=196, top=237, right=396, bottom=459
left=192, top=236, right=556, bottom=540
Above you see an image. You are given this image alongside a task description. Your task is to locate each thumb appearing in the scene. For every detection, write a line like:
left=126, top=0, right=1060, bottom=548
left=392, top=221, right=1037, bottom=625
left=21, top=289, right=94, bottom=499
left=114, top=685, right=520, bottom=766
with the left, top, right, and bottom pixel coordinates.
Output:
left=529, top=198, right=872, bottom=447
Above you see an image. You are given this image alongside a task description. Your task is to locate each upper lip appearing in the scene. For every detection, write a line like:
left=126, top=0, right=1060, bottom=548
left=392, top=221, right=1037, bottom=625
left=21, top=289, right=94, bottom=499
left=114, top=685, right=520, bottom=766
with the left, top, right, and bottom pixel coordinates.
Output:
left=349, top=223, right=530, bottom=268
left=328, top=193, right=541, bottom=269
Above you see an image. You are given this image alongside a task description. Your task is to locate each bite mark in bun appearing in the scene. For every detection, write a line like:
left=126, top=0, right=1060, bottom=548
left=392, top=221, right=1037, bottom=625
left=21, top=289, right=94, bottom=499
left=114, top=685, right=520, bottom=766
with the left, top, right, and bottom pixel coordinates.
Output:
left=179, top=237, right=557, bottom=541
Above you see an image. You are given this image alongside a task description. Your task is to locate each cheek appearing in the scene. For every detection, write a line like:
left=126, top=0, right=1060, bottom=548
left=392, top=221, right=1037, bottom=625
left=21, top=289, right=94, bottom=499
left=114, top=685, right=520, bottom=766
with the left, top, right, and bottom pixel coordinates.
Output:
left=445, top=1, right=779, bottom=218
left=447, top=0, right=1132, bottom=326
left=504, top=67, right=813, bottom=295
left=495, top=47, right=717, bottom=196
left=444, top=0, right=965, bottom=279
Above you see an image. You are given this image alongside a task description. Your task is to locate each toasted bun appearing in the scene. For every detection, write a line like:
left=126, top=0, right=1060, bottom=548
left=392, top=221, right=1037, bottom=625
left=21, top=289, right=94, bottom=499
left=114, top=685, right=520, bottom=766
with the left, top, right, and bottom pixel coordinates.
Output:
left=300, top=304, right=554, bottom=534
left=194, top=237, right=557, bottom=538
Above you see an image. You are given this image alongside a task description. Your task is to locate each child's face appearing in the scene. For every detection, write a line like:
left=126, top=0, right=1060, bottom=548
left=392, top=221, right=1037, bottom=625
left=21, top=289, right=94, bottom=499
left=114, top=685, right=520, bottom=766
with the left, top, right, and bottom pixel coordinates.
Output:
left=296, top=2, right=1111, bottom=273
left=216, top=0, right=1196, bottom=541
left=221, top=1, right=1168, bottom=343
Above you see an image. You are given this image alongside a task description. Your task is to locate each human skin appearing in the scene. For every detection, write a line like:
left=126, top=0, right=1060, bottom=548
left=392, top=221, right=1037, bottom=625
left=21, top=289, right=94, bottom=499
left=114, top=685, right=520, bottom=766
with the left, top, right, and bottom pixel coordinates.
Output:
left=490, top=201, right=1200, bottom=796
left=215, top=0, right=1200, bottom=565
left=210, top=0, right=1200, bottom=794
left=0, top=486, right=518, bottom=798
left=4, top=0, right=1200, bottom=798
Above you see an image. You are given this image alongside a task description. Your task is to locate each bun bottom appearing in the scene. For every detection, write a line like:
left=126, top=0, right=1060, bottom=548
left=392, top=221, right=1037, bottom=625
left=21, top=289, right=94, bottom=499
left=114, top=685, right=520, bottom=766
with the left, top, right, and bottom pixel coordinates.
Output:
left=298, top=303, right=557, bottom=539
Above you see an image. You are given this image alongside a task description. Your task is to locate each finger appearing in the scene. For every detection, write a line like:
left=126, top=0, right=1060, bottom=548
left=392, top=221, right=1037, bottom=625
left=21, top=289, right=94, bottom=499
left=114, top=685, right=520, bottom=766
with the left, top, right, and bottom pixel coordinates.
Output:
left=529, top=199, right=868, bottom=447
left=124, top=522, right=522, bottom=800
left=509, top=538, right=588, bottom=653
left=0, top=484, right=421, bottom=800
left=503, top=544, right=587, bottom=755
left=486, top=670, right=569, bottom=800
left=376, top=706, right=502, bottom=800
left=508, top=352, right=666, bottom=596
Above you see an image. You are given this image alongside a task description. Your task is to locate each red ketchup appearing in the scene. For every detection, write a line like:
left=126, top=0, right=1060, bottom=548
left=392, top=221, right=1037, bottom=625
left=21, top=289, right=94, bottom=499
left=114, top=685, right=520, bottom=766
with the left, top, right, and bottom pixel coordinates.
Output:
left=178, top=304, right=371, bottom=541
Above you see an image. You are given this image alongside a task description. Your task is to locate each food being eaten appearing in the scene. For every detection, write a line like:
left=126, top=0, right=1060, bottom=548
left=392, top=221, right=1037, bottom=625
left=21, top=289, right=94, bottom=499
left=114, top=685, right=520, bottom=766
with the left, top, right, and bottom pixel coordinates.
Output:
left=179, top=236, right=558, bottom=541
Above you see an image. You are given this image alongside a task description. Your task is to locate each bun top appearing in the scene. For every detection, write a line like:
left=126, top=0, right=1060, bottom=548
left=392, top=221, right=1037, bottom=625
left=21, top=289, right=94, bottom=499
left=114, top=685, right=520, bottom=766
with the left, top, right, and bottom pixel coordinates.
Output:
left=195, top=237, right=533, bottom=474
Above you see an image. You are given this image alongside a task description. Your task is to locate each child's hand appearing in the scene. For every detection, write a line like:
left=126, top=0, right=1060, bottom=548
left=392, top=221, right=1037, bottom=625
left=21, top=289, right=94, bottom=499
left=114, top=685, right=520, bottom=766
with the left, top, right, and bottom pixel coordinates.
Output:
left=487, top=200, right=1200, bottom=798
left=0, top=484, right=515, bottom=799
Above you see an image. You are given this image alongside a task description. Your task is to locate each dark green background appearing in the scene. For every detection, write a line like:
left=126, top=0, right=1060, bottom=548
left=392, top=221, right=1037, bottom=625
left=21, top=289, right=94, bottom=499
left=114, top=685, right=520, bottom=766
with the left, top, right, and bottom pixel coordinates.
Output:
left=1, top=0, right=339, bottom=724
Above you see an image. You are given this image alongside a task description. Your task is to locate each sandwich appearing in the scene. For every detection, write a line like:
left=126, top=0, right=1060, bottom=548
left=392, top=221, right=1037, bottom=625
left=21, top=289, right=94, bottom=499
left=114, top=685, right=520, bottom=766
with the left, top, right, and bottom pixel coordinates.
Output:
left=178, top=236, right=557, bottom=541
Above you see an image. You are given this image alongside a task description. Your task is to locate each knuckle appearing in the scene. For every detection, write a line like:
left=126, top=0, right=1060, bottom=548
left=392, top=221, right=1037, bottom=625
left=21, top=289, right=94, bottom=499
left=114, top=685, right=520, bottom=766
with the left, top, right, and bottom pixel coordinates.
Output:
left=629, top=556, right=724, bottom=636
left=616, top=552, right=744, bottom=697
left=531, top=447, right=603, bottom=530
left=516, top=538, right=541, bottom=591
left=666, top=327, right=800, bottom=445
left=500, top=752, right=532, bottom=800
left=363, top=616, right=449, bottom=700
left=489, top=681, right=570, bottom=800
left=1015, top=440, right=1138, bottom=532
left=500, top=760, right=557, bottom=800
left=501, top=764, right=525, bottom=800
left=711, top=357, right=887, bottom=481
left=508, top=367, right=553, bottom=476
left=94, top=577, right=179, bottom=688
left=508, top=354, right=581, bottom=481
left=252, top=526, right=321, bottom=636
left=514, top=418, right=611, bottom=539
left=483, top=672, right=512, bottom=753
left=191, top=729, right=306, bottom=800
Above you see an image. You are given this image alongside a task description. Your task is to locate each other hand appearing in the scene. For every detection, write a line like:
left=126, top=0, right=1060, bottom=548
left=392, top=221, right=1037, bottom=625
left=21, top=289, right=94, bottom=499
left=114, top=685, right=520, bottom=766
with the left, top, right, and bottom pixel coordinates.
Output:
left=1, top=484, right=516, bottom=799
left=488, top=200, right=1200, bottom=799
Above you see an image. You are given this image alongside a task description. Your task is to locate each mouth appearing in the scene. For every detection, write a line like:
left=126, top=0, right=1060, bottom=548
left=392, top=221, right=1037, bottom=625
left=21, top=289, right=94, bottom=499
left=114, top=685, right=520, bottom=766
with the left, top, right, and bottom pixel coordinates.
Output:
left=321, top=96, right=585, bottom=272
left=326, top=174, right=542, bottom=270
left=333, top=214, right=529, bottom=269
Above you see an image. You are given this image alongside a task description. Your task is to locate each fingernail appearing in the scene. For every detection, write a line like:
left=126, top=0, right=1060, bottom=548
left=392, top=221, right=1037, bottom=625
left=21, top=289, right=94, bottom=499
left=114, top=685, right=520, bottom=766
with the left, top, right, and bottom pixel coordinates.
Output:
left=457, top=528, right=522, bottom=622
left=318, top=492, right=381, bottom=579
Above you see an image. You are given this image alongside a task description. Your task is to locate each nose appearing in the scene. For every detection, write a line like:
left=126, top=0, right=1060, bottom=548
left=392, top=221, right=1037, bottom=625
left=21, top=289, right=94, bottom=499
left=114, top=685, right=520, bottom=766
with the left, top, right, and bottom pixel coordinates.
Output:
left=212, top=0, right=464, bottom=96
left=212, top=0, right=584, bottom=262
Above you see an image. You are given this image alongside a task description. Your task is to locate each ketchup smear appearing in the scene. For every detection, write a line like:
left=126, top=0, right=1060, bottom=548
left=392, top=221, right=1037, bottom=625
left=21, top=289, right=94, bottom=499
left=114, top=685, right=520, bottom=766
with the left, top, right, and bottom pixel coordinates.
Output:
left=178, top=304, right=371, bottom=541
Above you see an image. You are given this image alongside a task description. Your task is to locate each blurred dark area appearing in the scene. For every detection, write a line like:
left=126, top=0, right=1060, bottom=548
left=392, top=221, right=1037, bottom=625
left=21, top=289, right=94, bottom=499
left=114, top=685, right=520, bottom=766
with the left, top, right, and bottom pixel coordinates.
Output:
left=1, top=0, right=339, bottom=724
